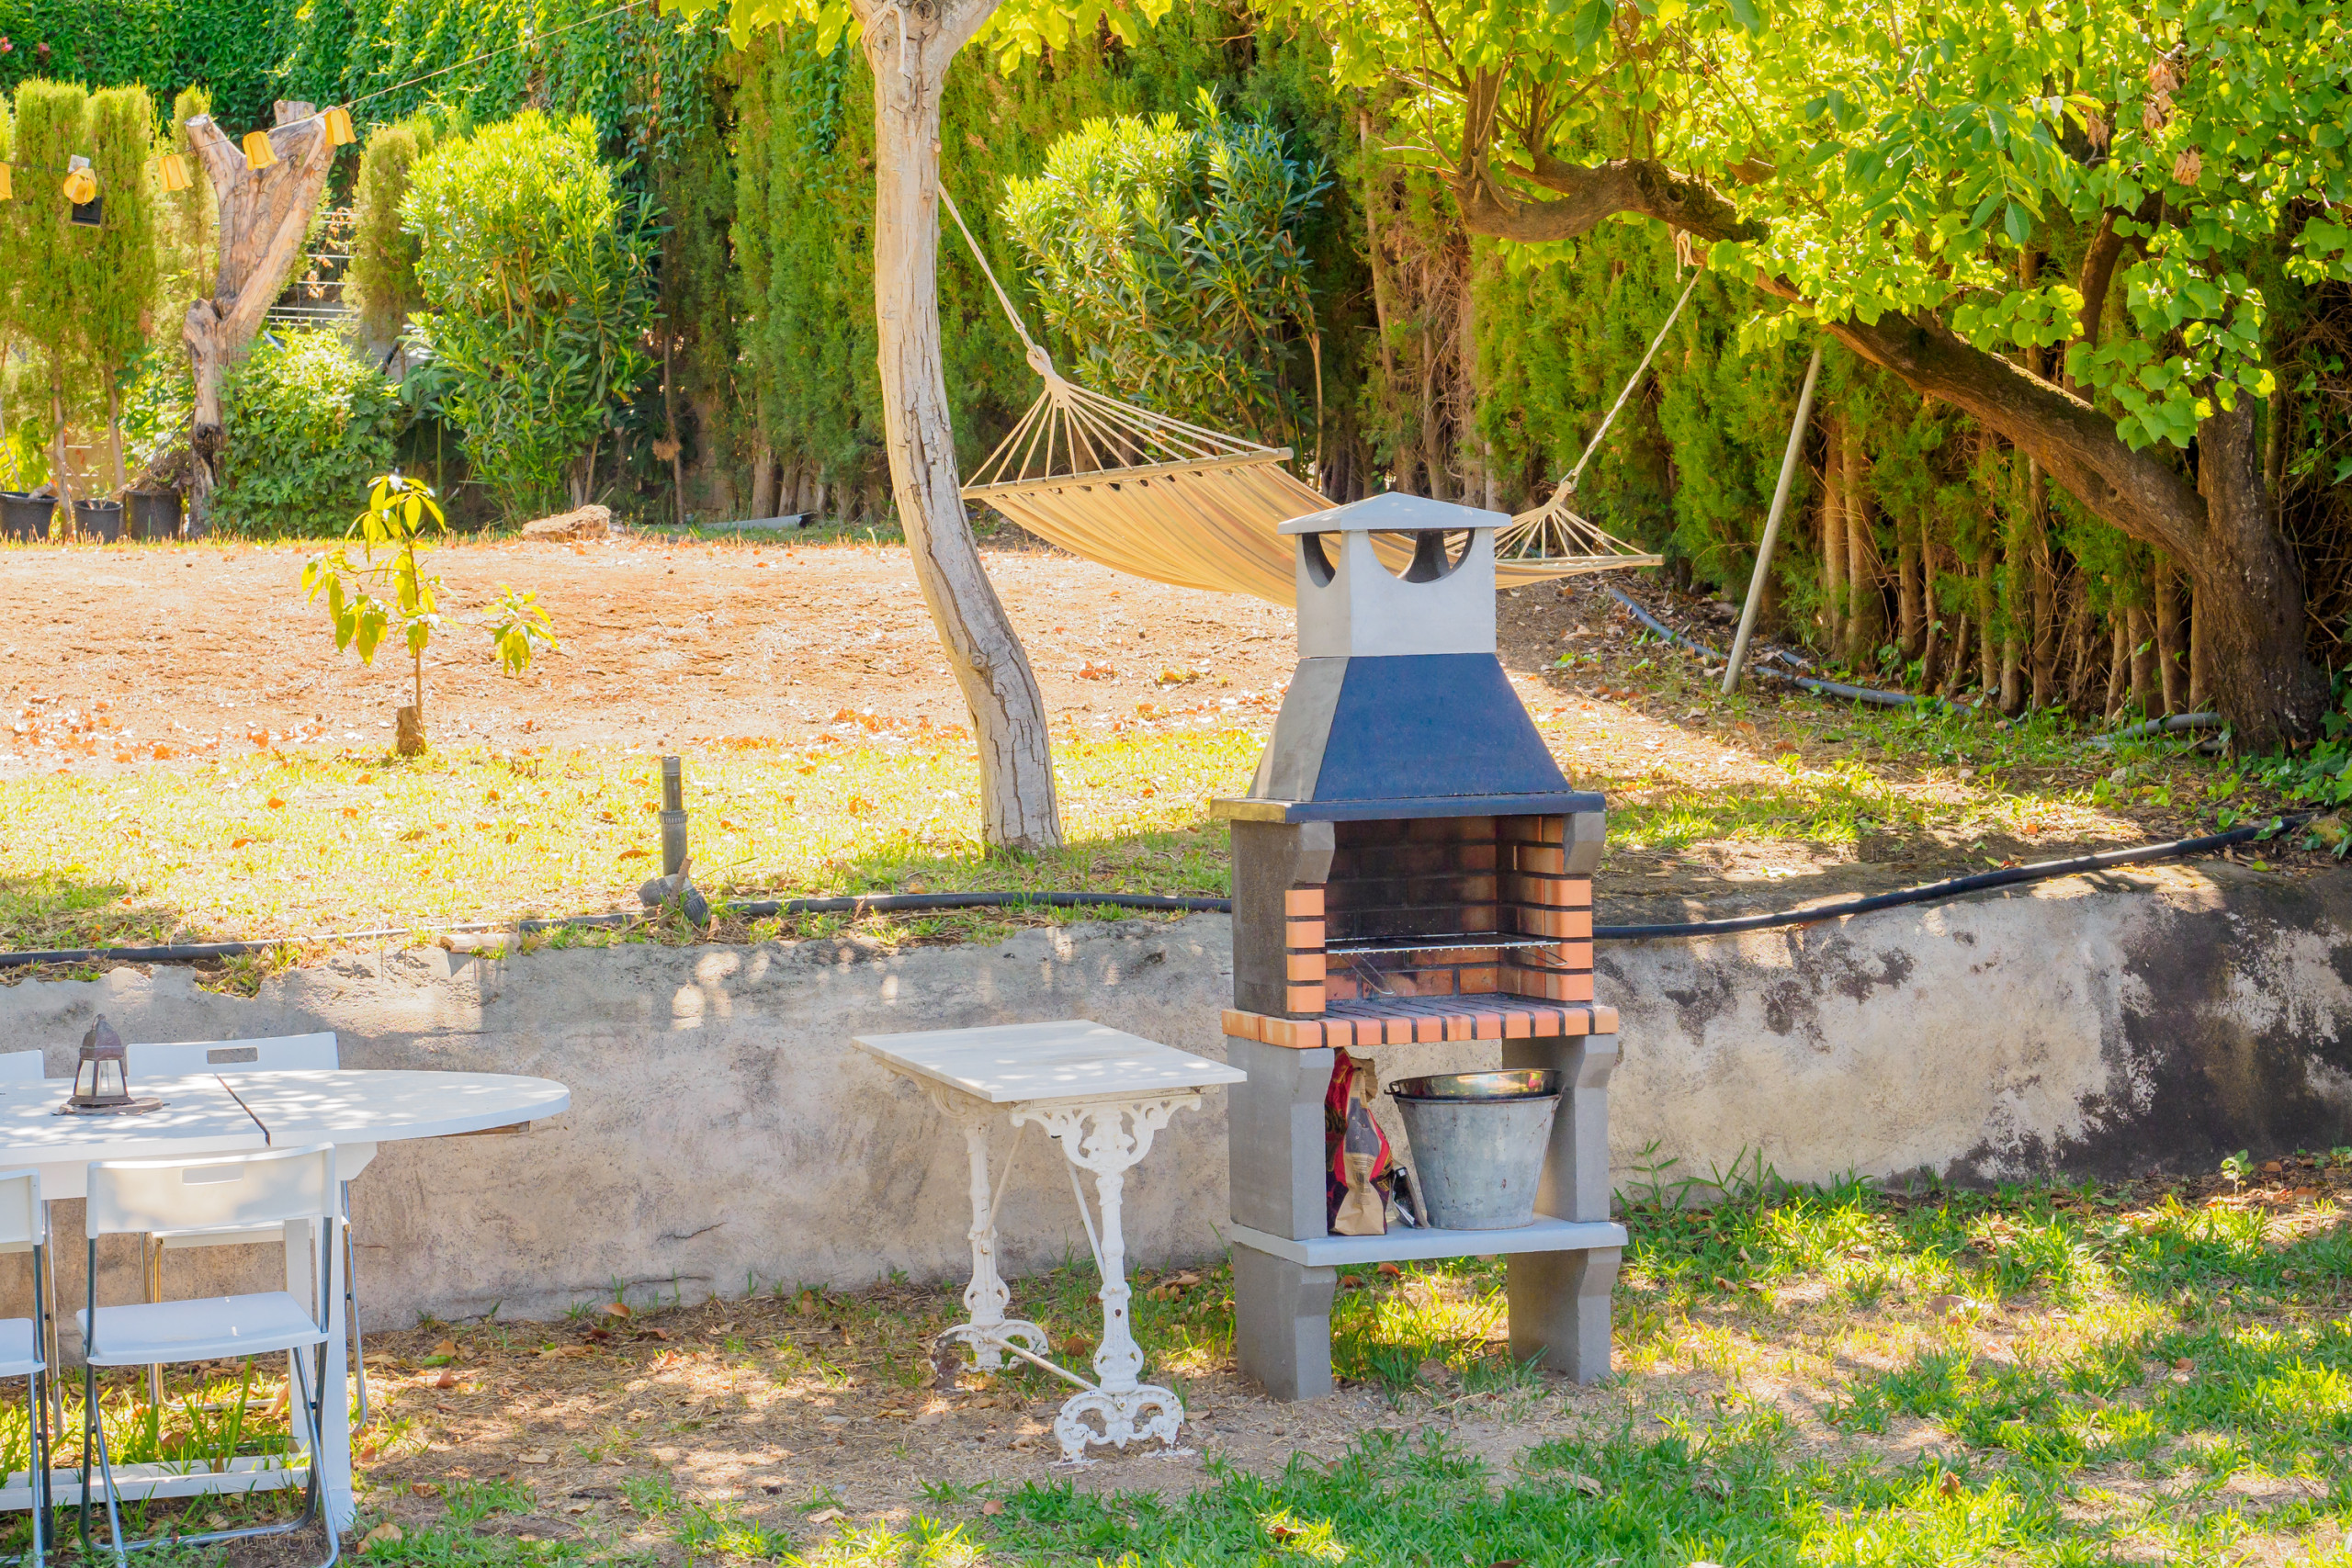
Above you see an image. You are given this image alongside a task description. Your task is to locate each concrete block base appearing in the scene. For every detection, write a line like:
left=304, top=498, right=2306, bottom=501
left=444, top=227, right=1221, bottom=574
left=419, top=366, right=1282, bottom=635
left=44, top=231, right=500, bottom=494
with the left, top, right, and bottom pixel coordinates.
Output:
left=1231, top=1243, right=1338, bottom=1401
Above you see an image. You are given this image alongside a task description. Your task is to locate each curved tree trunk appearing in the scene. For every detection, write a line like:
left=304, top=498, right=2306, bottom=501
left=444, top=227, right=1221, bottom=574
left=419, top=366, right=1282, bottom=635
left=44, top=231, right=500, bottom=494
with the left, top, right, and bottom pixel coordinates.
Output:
left=860, top=0, right=1060, bottom=851
left=181, top=101, right=336, bottom=529
left=1438, top=130, right=2330, bottom=746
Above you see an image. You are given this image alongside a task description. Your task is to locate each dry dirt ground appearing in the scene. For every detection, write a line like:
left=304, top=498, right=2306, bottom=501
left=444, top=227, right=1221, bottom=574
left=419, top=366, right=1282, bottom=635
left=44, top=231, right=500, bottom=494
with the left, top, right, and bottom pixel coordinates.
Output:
left=0, top=535, right=1302, bottom=765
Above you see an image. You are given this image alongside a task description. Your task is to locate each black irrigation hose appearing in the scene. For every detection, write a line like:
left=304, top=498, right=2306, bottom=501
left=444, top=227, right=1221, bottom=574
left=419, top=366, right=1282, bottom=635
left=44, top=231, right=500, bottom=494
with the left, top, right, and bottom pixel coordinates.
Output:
left=0, top=822, right=2297, bottom=966
left=1603, top=586, right=1969, bottom=710
left=1592, top=818, right=2295, bottom=941
left=0, top=892, right=1233, bottom=970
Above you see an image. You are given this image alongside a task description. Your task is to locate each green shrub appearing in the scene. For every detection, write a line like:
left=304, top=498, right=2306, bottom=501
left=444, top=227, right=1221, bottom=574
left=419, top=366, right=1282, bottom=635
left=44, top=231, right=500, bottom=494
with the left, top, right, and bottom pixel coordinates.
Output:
left=401, top=110, right=656, bottom=523
left=999, top=90, right=1329, bottom=454
left=214, top=332, right=405, bottom=537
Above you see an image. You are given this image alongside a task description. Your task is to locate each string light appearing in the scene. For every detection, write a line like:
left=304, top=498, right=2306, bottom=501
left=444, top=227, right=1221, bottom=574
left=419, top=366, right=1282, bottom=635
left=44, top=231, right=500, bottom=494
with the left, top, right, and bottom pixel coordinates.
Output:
left=0, top=164, right=12, bottom=203
left=243, top=130, right=277, bottom=171
left=159, top=152, right=193, bottom=192
left=62, top=159, right=96, bottom=205
left=324, top=106, right=356, bottom=145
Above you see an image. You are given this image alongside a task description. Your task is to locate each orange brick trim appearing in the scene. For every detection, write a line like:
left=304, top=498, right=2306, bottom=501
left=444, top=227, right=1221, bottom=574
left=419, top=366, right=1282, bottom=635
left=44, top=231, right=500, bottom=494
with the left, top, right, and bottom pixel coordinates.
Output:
left=1226, top=1003, right=1607, bottom=1048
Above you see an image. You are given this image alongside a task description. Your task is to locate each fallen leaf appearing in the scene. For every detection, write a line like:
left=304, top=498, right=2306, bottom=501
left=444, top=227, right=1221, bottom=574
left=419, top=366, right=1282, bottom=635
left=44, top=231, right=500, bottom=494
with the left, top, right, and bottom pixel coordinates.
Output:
left=408, top=1483, right=435, bottom=1498
left=602, top=1301, right=632, bottom=1319
left=434, top=1338, right=458, bottom=1358
left=563, top=1502, right=593, bottom=1515
left=979, top=1500, right=1004, bottom=1516
left=1376, top=1262, right=1403, bottom=1279
left=2173, top=1358, right=2194, bottom=1371
left=1565, top=1472, right=1604, bottom=1497
left=1938, top=1472, right=1962, bottom=1498
left=518, top=1450, right=553, bottom=1465
left=360, top=1522, right=403, bottom=1553
left=807, top=1507, right=845, bottom=1526
left=426, top=1370, right=458, bottom=1389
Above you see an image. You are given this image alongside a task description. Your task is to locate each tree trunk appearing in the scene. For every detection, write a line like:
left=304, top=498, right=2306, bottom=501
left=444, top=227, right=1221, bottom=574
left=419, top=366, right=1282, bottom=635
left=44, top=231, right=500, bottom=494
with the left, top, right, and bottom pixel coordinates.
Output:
left=1418, top=273, right=1451, bottom=502
left=2188, top=577, right=2211, bottom=710
left=48, top=384, right=75, bottom=516
left=2027, top=463, right=2055, bottom=708
left=1441, top=139, right=2330, bottom=744
left=1840, top=422, right=1882, bottom=667
left=1915, top=516, right=1938, bottom=678
left=1945, top=615, right=1971, bottom=696
left=1458, top=242, right=1498, bottom=510
left=749, top=439, right=776, bottom=520
left=2154, top=562, right=2186, bottom=716
left=107, top=382, right=128, bottom=498
left=662, top=333, right=687, bottom=526
left=2104, top=613, right=2129, bottom=721
left=2127, top=603, right=2154, bottom=716
left=2064, top=581, right=2095, bottom=715
left=1897, top=509, right=1922, bottom=661
left=1359, top=110, right=1406, bottom=494
left=865, top=2, right=1060, bottom=851
left=1975, top=557, right=1997, bottom=694
left=2190, top=400, right=2324, bottom=740
left=181, top=102, right=336, bottom=530
left=1820, top=433, right=1846, bottom=652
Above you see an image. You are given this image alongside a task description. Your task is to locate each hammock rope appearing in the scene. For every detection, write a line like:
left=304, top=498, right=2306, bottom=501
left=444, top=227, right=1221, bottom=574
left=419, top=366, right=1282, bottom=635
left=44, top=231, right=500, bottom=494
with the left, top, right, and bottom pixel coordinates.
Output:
left=1494, top=270, right=1697, bottom=571
left=938, top=185, right=1666, bottom=604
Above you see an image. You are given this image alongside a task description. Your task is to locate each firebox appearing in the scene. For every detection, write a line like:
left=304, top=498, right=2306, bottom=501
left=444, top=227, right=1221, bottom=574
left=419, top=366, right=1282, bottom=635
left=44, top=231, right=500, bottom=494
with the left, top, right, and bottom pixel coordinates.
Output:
left=1212, top=491, right=1625, bottom=1401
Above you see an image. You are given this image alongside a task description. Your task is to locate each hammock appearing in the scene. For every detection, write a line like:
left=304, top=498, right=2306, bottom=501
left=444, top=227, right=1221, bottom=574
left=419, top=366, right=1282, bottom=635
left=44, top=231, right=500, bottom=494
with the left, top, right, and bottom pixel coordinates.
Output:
left=942, top=188, right=1666, bottom=606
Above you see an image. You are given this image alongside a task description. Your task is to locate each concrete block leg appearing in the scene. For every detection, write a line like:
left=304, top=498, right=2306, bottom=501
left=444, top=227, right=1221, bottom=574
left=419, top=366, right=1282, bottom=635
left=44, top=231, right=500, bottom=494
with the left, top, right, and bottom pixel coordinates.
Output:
left=1232, top=1243, right=1338, bottom=1401
left=1507, top=1246, right=1620, bottom=1383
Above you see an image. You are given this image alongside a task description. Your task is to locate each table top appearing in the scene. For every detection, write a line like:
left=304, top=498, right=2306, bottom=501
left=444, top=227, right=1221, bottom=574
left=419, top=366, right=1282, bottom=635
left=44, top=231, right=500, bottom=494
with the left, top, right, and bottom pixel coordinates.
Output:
left=853, top=1020, right=1245, bottom=1106
left=0, top=1068, right=569, bottom=1169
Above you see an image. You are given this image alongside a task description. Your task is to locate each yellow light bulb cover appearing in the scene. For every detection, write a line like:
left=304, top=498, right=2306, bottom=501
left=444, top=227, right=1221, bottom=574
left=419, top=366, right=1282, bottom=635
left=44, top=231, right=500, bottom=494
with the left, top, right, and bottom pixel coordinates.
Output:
left=324, top=106, right=356, bottom=145
left=0, top=164, right=12, bottom=202
left=160, top=152, right=193, bottom=193
left=243, top=130, right=277, bottom=171
left=62, top=166, right=98, bottom=205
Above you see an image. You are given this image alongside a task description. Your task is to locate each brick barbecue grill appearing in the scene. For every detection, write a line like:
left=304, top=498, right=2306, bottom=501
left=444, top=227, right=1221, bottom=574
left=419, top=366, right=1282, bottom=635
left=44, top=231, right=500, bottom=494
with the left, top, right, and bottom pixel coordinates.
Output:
left=1212, top=491, right=1625, bottom=1400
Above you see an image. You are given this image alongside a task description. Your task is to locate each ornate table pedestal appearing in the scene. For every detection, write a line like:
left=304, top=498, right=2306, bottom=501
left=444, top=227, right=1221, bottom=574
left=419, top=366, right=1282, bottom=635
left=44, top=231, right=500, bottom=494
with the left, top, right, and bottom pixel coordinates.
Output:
left=853, top=1021, right=1246, bottom=1462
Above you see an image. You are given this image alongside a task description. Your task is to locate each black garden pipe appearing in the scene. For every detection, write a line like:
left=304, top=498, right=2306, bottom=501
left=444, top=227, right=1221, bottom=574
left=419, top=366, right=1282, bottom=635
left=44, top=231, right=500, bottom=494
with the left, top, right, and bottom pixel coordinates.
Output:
left=0, top=819, right=2296, bottom=968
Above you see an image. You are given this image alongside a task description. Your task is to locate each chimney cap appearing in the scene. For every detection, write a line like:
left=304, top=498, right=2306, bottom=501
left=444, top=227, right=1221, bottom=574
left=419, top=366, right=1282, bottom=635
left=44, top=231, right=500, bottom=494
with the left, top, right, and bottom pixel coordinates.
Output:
left=1279, top=492, right=1508, bottom=536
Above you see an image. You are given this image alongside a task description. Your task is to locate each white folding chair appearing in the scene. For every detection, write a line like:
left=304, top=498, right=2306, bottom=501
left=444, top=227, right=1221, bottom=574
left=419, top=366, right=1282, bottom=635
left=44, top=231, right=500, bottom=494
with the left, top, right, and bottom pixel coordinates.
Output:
left=78, top=1145, right=341, bottom=1568
left=122, top=1037, right=370, bottom=1424
left=0, top=1172, right=51, bottom=1568
left=0, top=1053, right=45, bottom=1084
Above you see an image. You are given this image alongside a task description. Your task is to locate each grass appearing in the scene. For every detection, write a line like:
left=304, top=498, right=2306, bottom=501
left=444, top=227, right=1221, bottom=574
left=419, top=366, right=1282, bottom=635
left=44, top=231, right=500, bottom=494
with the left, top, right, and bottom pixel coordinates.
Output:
left=5, top=1159, right=2302, bottom=1568
left=0, top=729, right=1262, bottom=963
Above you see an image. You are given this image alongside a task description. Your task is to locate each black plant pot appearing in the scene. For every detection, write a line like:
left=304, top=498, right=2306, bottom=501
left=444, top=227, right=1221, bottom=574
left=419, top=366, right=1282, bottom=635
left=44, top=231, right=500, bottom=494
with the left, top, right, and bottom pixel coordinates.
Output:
left=128, top=491, right=182, bottom=542
left=0, top=491, right=56, bottom=543
left=73, top=499, right=124, bottom=544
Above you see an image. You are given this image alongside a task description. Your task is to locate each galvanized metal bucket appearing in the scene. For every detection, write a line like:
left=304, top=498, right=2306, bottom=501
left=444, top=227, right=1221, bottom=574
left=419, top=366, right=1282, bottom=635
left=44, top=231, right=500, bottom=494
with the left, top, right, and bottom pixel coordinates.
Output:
left=1388, top=1070, right=1563, bottom=1230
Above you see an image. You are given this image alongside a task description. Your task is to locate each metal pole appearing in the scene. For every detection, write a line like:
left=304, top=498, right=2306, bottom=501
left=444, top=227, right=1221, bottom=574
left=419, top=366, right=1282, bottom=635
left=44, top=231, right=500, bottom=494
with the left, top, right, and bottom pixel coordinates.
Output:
left=660, top=756, right=687, bottom=878
left=1723, top=343, right=1826, bottom=694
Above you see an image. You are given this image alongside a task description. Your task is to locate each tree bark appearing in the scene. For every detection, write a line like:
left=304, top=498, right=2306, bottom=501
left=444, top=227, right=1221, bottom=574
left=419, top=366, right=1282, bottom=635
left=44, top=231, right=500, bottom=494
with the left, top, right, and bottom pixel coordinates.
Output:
left=1820, top=434, right=1846, bottom=652
left=1359, top=115, right=1408, bottom=494
left=861, top=0, right=1059, bottom=851
left=2188, top=577, right=2211, bottom=710
left=2064, top=580, right=2095, bottom=715
left=1975, top=557, right=1997, bottom=694
left=2128, top=604, right=2155, bottom=716
left=1897, top=509, right=1922, bottom=662
left=749, top=440, right=776, bottom=520
left=181, top=101, right=336, bottom=528
left=1915, top=516, right=1938, bottom=678
left=2104, top=613, right=2129, bottom=722
left=1841, top=422, right=1882, bottom=667
left=2154, top=562, right=2186, bottom=716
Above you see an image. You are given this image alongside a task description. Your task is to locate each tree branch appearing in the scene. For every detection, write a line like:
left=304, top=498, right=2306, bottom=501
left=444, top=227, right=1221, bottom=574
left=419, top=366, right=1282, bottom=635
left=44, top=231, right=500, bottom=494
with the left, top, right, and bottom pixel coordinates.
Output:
left=1747, top=276, right=2205, bottom=561
left=1453, top=153, right=1764, bottom=244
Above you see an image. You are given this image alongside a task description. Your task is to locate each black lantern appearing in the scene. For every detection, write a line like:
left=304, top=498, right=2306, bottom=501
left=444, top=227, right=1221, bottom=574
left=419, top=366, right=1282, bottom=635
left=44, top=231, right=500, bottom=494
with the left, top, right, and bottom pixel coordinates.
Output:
left=59, top=1017, right=162, bottom=1115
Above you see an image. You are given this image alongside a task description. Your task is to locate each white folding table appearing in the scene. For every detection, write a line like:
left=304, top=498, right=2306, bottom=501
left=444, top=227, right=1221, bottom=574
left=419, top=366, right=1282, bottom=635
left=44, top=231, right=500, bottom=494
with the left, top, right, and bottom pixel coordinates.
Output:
left=854, top=1020, right=1244, bottom=1461
left=0, top=1066, right=569, bottom=1529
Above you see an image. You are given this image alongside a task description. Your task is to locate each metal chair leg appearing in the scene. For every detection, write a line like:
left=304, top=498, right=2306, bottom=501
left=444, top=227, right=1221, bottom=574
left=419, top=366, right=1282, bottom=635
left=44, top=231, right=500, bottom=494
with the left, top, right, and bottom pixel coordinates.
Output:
left=141, top=1241, right=161, bottom=1414
left=342, top=1184, right=367, bottom=1429
left=23, top=1368, right=44, bottom=1568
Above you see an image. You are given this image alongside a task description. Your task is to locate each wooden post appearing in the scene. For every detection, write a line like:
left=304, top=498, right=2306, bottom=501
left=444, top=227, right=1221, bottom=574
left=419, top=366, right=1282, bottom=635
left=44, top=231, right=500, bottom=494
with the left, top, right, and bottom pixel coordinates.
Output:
left=180, top=101, right=337, bottom=529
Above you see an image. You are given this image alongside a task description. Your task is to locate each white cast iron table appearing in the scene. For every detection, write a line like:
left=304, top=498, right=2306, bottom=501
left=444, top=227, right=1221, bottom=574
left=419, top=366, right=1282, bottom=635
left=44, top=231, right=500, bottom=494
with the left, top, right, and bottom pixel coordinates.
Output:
left=0, top=1066, right=569, bottom=1529
left=853, top=1021, right=1243, bottom=1460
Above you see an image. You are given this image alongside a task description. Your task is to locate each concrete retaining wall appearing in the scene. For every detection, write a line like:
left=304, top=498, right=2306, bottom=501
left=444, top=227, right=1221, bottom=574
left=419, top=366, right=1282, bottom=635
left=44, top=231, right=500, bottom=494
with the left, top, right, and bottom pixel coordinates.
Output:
left=4, top=860, right=2347, bottom=1328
